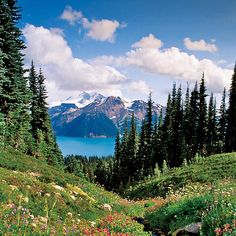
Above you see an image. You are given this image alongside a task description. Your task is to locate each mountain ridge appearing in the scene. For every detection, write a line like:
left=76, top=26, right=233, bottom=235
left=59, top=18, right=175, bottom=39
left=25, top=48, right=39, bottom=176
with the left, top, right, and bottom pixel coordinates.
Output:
left=49, top=92, right=165, bottom=137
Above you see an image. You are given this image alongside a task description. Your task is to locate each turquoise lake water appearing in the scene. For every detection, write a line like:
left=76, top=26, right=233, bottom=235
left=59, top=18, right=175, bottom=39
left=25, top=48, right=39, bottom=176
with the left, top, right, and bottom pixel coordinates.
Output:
left=56, top=136, right=115, bottom=157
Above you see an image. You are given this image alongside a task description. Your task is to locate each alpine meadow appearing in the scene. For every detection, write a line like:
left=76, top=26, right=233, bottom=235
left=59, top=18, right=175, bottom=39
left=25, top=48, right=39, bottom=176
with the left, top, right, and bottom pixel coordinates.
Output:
left=0, top=0, right=236, bottom=235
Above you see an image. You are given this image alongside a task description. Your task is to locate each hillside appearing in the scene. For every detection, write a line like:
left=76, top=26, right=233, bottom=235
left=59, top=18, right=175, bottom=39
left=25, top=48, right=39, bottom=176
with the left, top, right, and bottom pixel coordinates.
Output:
left=0, top=150, right=236, bottom=235
left=0, top=149, right=150, bottom=235
left=126, top=153, right=236, bottom=235
left=127, top=153, right=236, bottom=199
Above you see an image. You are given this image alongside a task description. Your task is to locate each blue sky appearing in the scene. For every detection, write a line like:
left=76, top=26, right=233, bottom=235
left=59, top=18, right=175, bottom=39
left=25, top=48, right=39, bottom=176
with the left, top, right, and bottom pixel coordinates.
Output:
left=18, top=0, right=235, bottom=105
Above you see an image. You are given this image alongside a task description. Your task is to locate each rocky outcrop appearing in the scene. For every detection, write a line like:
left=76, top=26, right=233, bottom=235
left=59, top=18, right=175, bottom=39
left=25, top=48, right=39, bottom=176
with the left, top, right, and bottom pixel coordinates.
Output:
left=171, top=222, right=202, bottom=236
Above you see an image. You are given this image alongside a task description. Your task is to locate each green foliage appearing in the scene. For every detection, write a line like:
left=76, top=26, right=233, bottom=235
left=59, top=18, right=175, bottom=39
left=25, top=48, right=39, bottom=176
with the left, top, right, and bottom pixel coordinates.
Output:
left=145, top=195, right=211, bottom=232
left=0, top=148, right=151, bottom=235
left=144, top=180, right=236, bottom=234
left=226, top=63, right=236, bottom=152
left=127, top=152, right=236, bottom=199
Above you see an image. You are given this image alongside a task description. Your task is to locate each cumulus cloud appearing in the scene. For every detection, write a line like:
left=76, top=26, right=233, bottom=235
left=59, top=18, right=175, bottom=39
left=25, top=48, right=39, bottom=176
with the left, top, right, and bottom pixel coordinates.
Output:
left=128, top=80, right=150, bottom=95
left=132, top=34, right=163, bottom=49
left=184, top=37, right=217, bottom=52
left=60, top=5, right=82, bottom=25
left=82, top=18, right=124, bottom=43
left=60, top=5, right=126, bottom=43
left=23, top=24, right=130, bottom=104
left=94, top=34, right=232, bottom=92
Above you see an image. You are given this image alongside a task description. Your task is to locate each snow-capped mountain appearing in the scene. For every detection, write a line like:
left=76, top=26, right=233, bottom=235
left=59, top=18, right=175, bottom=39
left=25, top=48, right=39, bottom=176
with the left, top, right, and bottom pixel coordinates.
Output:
left=49, top=92, right=164, bottom=137
left=62, top=92, right=105, bottom=108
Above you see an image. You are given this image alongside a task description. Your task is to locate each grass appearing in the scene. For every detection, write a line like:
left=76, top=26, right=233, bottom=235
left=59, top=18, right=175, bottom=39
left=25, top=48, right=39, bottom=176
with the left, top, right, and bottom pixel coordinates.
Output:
left=0, top=148, right=150, bottom=235
left=125, top=153, right=236, bottom=235
left=1, top=149, right=236, bottom=235
left=126, top=152, right=236, bottom=199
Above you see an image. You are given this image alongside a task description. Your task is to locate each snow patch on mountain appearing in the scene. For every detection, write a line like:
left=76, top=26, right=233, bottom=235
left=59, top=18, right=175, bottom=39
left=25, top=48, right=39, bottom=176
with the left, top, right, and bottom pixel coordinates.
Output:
left=62, top=92, right=105, bottom=108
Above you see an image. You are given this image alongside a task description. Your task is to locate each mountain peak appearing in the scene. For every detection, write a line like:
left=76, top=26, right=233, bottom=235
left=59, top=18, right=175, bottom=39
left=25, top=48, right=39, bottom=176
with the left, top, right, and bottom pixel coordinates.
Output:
left=63, top=91, right=105, bottom=108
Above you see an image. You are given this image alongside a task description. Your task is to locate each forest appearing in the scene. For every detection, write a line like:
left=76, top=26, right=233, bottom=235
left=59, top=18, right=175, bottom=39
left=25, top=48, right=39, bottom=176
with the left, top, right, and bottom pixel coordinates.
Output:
left=65, top=69, right=236, bottom=193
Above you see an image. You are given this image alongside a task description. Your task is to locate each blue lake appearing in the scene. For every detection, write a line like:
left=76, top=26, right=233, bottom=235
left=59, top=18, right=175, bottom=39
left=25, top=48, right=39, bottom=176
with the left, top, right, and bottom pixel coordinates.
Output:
left=56, top=136, right=115, bottom=157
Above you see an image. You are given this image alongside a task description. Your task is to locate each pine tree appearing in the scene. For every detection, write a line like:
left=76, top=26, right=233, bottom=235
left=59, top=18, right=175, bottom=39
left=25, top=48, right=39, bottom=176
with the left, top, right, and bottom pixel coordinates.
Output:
left=188, top=82, right=199, bottom=159
left=218, top=88, right=227, bottom=152
left=0, top=50, right=10, bottom=115
left=140, top=93, right=154, bottom=177
left=0, top=0, right=32, bottom=152
left=169, top=85, right=183, bottom=166
left=28, top=61, right=39, bottom=139
left=182, top=84, right=191, bottom=160
left=119, top=118, right=129, bottom=185
left=152, top=109, right=162, bottom=168
left=112, top=130, right=121, bottom=189
left=126, top=113, right=138, bottom=182
left=161, top=94, right=172, bottom=163
left=206, top=93, right=217, bottom=155
left=226, top=64, right=236, bottom=152
left=36, top=69, right=63, bottom=166
left=198, top=74, right=207, bottom=155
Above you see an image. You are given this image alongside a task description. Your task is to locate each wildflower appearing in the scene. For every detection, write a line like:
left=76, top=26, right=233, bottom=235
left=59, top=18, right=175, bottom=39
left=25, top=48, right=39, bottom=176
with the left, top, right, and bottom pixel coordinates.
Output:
left=67, top=212, right=73, bottom=218
left=38, top=216, right=48, bottom=224
left=77, top=219, right=81, bottom=223
left=91, top=221, right=96, bottom=227
left=54, top=192, right=61, bottom=197
left=26, top=185, right=31, bottom=189
left=53, top=185, right=64, bottom=191
left=214, top=228, right=222, bottom=235
left=31, top=223, right=37, bottom=228
left=22, top=197, right=29, bottom=203
left=9, top=185, right=18, bottom=191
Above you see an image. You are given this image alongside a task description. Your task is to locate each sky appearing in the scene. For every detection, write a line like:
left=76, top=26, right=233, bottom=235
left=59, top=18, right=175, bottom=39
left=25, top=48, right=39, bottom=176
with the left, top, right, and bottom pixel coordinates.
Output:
left=18, top=0, right=236, bottom=106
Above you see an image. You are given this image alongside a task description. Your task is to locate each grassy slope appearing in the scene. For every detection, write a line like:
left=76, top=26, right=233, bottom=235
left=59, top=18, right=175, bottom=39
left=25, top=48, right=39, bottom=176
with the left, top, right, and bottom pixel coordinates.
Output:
left=0, top=148, right=149, bottom=235
left=1, top=150, right=236, bottom=235
left=126, top=153, right=236, bottom=235
left=127, top=152, right=236, bottom=199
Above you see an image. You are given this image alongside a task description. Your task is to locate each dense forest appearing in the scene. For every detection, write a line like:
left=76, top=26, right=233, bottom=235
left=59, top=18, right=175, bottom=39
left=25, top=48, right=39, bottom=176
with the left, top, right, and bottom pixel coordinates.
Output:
left=65, top=68, right=236, bottom=193
left=0, top=0, right=63, bottom=166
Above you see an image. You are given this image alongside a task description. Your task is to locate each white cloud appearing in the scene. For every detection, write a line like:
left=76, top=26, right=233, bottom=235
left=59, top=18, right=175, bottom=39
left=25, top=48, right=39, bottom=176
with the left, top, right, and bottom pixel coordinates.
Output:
left=60, top=5, right=125, bottom=43
left=128, top=80, right=150, bottom=95
left=82, top=18, right=123, bottom=43
left=60, top=5, right=82, bottom=25
left=132, top=34, right=163, bottom=49
left=23, top=24, right=128, bottom=104
left=184, top=37, right=217, bottom=52
left=94, top=34, right=232, bottom=93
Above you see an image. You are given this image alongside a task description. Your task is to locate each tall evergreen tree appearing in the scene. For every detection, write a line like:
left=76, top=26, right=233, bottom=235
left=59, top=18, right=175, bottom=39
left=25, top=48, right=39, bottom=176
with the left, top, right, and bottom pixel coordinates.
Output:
left=206, top=93, right=217, bottom=155
left=161, top=94, right=172, bottom=162
left=169, top=85, right=183, bottom=166
left=218, top=88, right=227, bottom=152
left=36, top=69, right=63, bottom=166
left=226, top=64, right=236, bottom=152
left=0, top=0, right=31, bottom=152
left=28, top=61, right=39, bottom=139
left=182, top=84, right=191, bottom=160
left=126, top=113, right=138, bottom=182
left=198, top=74, right=207, bottom=155
left=119, top=118, right=129, bottom=184
left=112, top=130, right=121, bottom=189
left=141, top=93, right=154, bottom=176
left=188, top=82, right=199, bottom=158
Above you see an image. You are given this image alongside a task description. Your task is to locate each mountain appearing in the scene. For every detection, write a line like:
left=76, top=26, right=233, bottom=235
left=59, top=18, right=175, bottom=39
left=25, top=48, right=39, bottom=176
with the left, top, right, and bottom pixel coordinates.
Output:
left=49, top=92, right=164, bottom=137
left=61, top=112, right=117, bottom=137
